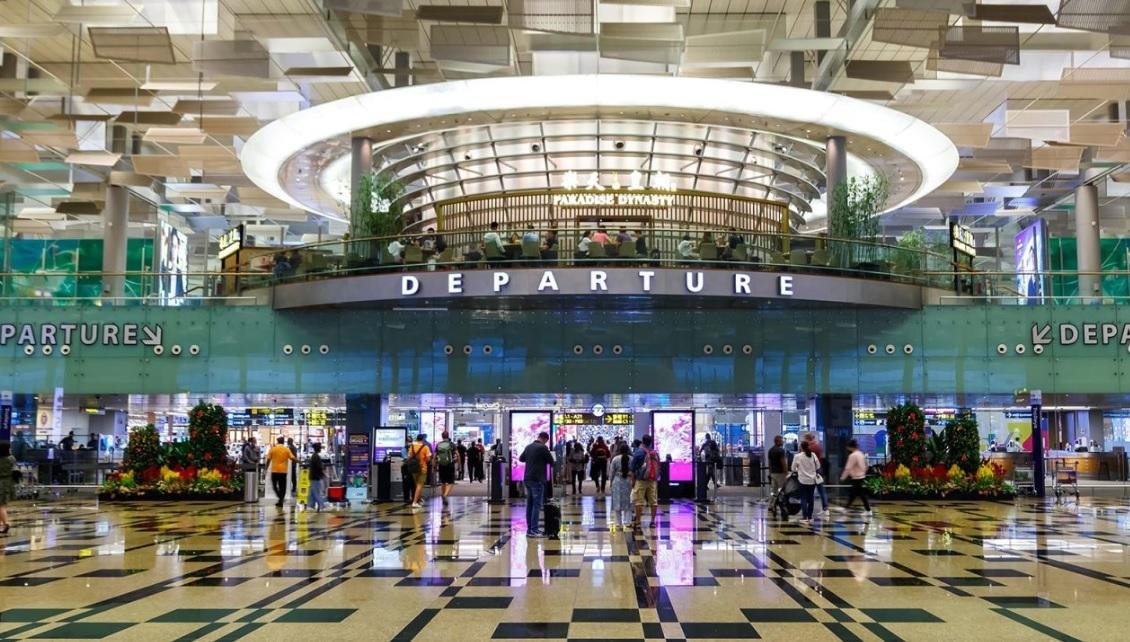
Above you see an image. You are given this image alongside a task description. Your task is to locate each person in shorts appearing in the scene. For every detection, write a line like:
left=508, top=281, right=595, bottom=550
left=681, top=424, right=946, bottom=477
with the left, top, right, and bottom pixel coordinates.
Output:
left=434, top=432, right=457, bottom=506
left=630, top=434, right=661, bottom=529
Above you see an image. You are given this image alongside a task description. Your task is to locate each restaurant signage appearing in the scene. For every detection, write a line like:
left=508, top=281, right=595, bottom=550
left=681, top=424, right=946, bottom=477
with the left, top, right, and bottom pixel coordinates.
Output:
left=218, top=224, right=243, bottom=259
left=950, top=222, right=975, bottom=257
left=0, top=322, right=163, bottom=347
left=553, top=169, right=678, bottom=207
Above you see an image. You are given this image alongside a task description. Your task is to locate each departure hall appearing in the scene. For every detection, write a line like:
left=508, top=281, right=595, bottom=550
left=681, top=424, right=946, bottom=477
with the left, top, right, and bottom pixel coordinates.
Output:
left=1, top=1, right=1130, bottom=641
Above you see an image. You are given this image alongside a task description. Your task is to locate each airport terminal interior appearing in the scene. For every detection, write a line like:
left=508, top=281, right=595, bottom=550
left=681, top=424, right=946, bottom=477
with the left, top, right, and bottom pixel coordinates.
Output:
left=5, top=1, right=1130, bottom=640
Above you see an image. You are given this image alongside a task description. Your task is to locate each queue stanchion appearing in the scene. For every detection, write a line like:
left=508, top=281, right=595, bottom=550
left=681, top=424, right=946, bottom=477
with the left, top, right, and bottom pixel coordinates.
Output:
left=243, top=465, right=259, bottom=503
left=488, top=457, right=506, bottom=505
left=658, top=461, right=672, bottom=505
left=695, top=461, right=712, bottom=504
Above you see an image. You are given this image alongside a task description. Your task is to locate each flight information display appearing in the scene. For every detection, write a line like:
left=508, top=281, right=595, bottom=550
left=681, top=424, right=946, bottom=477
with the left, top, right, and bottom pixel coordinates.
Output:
left=555, top=412, right=633, bottom=426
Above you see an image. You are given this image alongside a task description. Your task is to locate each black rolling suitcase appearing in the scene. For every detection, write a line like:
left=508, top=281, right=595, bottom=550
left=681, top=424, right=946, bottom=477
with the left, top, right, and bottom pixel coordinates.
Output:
left=544, top=501, right=561, bottom=539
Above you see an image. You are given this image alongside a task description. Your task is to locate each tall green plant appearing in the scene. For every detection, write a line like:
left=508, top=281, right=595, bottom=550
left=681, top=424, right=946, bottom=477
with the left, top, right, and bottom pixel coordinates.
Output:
left=895, top=229, right=925, bottom=275
left=887, top=402, right=927, bottom=467
left=828, top=175, right=889, bottom=265
left=943, top=413, right=981, bottom=474
left=351, top=171, right=405, bottom=238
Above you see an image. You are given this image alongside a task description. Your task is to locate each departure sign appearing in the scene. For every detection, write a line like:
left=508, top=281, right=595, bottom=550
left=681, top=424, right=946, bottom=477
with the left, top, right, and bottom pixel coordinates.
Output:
left=556, top=412, right=633, bottom=426
left=304, top=409, right=327, bottom=426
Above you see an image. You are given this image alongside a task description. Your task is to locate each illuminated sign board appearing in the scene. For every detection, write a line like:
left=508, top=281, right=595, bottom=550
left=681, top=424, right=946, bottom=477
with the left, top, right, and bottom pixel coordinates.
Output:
left=552, top=169, right=677, bottom=207
left=217, top=225, right=243, bottom=259
left=555, top=412, right=633, bottom=426
left=950, top=222, right=975, bottom=257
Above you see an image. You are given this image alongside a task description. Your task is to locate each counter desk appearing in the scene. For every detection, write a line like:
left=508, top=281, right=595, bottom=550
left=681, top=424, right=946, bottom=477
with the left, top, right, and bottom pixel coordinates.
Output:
left=983, top=451, right=1127, bottom=481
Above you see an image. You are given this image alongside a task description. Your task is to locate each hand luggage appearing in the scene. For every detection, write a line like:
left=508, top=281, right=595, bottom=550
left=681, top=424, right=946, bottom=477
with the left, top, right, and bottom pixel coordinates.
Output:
left=544, top=501, right=561, bottom=539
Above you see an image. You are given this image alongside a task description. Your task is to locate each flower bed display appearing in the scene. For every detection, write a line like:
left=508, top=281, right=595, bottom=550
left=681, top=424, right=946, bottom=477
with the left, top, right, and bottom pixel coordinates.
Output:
left=864, top=462, right=1015, bottom=499
left=99, top=402, right=243, bottom=501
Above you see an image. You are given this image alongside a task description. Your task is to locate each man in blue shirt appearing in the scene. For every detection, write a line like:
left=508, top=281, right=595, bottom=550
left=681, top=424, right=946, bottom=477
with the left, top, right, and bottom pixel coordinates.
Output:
left=518, top=431, right=553, bottom=538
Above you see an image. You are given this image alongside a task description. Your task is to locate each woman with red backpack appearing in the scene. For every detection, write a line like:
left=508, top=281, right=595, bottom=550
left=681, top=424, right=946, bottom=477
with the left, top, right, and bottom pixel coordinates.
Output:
left=630, top=435, right=660, bottom=530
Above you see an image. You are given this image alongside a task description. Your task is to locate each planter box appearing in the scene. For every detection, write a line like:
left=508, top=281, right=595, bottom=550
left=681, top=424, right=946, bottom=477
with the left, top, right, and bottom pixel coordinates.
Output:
left=871, top=491, right=1016, bottom=501
left=98, top=490, right=242, bottom=502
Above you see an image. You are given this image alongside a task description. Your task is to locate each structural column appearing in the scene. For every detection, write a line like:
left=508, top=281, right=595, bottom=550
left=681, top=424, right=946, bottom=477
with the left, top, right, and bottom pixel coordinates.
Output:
left=1074, top=181, right=1102, bottom=302
left=825, top=135, right=846, bottom=200
left=100, top=183, right=128, bottom=300
left=808, top=395, right=852, bottom=483
left=350, top=136, right=373, bottom=214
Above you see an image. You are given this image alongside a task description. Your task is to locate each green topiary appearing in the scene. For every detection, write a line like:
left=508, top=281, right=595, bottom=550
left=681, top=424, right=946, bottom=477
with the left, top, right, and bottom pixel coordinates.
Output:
left=186, top=401, right=230, bottom=470
left=121, top=424, right=161, bottom=476
left=887, top=402, right=927, bottom=468
left=943, top=413, right=981, bottom=474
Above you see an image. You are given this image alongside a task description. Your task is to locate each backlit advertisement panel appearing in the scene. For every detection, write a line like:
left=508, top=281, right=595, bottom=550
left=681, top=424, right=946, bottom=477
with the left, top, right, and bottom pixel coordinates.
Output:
left=1014, top=219, right=1047, bottom=304
left=652, top=410, right=694, bottom=482
left=509, top=411, right=552, bottom=480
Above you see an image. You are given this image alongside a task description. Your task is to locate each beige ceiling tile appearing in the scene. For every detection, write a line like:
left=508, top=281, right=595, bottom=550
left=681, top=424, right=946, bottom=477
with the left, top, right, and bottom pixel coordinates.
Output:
left=172, top=99, right=241, bottom=116
left=142, top=127, right=208, bottom=144
left=65, top=151, right=122, bottom=167
left=0, top=140, right=39, bottom=163
left=0, top=24, right=70, bottom=37
left=89, top=27, right=176, bottom=64
left=935, top=123, right=993, bottom=148
left=238, top=186, right=292, bottom=209
left=199, top=116, right=261, bottom=136
left=132, top=155, right=191, bottom=177
left=21, top=131, right=79, bottom=148
left=109, top=171, right=155, bottom=187
left=1065, top=122, right=1125, bottom=147
left=1026, top=145, right=1084, bottom=171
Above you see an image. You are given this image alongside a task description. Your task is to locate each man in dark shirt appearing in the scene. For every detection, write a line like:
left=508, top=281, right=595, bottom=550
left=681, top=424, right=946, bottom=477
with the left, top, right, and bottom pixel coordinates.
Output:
left=768, top=435, right=788, bottom=497
left=518, top=431, right=553, bottom=538
left=456, top=440, right=468, bottom=480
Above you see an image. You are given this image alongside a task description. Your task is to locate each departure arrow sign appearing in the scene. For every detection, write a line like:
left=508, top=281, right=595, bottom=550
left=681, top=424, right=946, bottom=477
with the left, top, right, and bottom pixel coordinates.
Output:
left=141, top=325, right=162, bottom=346
left=1031, top=323, right=1051, bottom=345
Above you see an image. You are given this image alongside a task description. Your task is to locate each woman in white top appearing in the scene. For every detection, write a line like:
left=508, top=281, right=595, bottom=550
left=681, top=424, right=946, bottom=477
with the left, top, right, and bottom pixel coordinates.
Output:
left=608, top=444, right=633, bottom=528
left=790, top=440, right=820, bottom=523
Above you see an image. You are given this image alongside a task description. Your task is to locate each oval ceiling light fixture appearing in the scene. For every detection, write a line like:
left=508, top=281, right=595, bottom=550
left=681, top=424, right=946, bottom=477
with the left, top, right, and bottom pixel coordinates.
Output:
left=242, top=75, right=958, bottom=219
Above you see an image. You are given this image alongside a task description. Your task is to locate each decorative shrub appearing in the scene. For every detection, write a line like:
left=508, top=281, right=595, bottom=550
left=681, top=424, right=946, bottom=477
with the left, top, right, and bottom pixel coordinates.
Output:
left=121, top=424, right=161, bottom=476
left=887, top=402, right=927, bottom=468
left=943, top=413, right=981, bottom=474
left=865, top=460, right=1012, bottom=498
left=187, top=401, right=230, bottom=469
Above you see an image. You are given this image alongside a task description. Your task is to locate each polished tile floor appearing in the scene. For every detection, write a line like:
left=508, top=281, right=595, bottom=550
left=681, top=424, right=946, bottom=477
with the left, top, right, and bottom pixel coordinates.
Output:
left=1, top=491, right=1128, bottom=641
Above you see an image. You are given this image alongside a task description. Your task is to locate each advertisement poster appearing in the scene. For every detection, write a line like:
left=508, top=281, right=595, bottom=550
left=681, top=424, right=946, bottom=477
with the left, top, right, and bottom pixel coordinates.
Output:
left=652, top=410, right=694, bottom=481
left=372, top=427, right=406, bottom=462
left=421, top=411, right=447, bottom=445
left=1014, top=219, right=1047, bottom=304
left=157, top=220, right=188, bottom=305
left=346, top=432, right=371, bottom=482
left=509, top=411, right=552, bottom=480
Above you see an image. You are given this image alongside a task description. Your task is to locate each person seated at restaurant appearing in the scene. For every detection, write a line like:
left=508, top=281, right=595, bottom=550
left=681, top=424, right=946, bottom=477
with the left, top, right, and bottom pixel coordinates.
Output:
left=724, top=227, right=745, bottom=259
left=272, top=253, right=291, bottom=278
left=422, top=227, right=447, bottom=253
left=575, top=230, right=593, bottom=260
left=702, top=230, right=716, bottom=246
left=386, top=238, right=406, bottom=263
left=616, top=228, right=632, bottom=245
left=541, top=229, right=559, bottom=260
left=677, top=233, right=700, bottom=261
left=1088, top=440, right=1100, bottom=452
left=522, top=225, right=540, bottom=244
left=463, top=243, right=483, bottom=266
left=592, top=228, right=611, bottom=244
left=635, top=230, right=648, bottom=256
left=483, top=222, right=504, bottom=258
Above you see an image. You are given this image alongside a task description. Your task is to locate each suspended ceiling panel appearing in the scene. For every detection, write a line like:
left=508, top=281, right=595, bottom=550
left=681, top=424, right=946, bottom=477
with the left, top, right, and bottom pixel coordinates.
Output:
left=844, top=61, right=916, bottom=83
left=191, top=39, right=271, bottom=78
left=871, top=8, right=948, bottom=49
left=416, top=6, right=505, bottom=24
left=1066, top=122, right=1125, bottom=147
left=682, top=31, right=765, bottom=66
left=508, top=0, right=595, bottom=35
left=430, top=26, right=512, bottom=67
left=939, top=25, right=1020, bottom=66
left=1027, top=145, right=1084, bottom=171
left=325, top=0, right=403, bottom=16
left=89, top=27, right=176, bottom=64
left=966, top=4, right=1055, bottom=24
left=935, top=122, right=993, bottom=148
left=925, top=51, right=1003, bottom=77
left=1056, top=0, right=1130, bottom=33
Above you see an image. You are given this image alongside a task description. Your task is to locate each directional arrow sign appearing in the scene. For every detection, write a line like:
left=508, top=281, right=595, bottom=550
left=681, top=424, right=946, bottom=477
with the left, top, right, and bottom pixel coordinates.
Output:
left=1031, top=324, right=1051, bottom=345
left=141, top=325, right=162, bottom=346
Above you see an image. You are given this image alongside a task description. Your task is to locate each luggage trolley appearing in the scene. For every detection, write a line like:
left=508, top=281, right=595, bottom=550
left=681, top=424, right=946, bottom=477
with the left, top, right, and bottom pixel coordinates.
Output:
left=1011, top=465, right=1036, bottom=496
left=14, top=463, right=39, bottom=500
left=1053, top=460, right=1080, bottom=502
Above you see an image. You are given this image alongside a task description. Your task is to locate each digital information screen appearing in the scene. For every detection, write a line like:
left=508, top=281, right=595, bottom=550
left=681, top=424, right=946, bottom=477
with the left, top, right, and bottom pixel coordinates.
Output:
left=509, top=411, right=552, bottom=480
left=555, top=412, right=633, bottom=426
left=372, top=427, right=406, bottom=462
left=652, top=410, right=694, bottom=482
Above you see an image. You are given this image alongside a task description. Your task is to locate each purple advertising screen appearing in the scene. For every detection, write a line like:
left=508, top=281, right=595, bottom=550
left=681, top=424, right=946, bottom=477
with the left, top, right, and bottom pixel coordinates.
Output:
left=1014, top=220, right=1046, bottom=304
left=652, top=410, right=694, bottom=482
left=509, top=411, right=553, bottom=480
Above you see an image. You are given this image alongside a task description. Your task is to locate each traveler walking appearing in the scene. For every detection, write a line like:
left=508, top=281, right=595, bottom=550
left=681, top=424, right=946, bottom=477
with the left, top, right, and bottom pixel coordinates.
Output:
left=840, top=439, right=872, bottom=515
left=308, top=443, right=327, bottom=512
left=406, top=434, right=432, bottom=510
left=630, top=435, right=661, bottom=530
left=589, top=436, right=611, bottom=494
left=699, top=435, right=722, bottom=489
left=791, top=440, right=821, bottom=524
left=266, top=437, right=297, bottom=507
left=286, top=438, right=299, bottom=493
left=802, top=433, right=830, bottom=517
left=767, top=435, right=788, bottom=496
left=519, top=431, right=553, bottom=538
left=435, top=432, right=457, bottom=505
left=0, top=441, right=15, bottom=534
left=456, top=439, right=468, bottom=480
left=609, top=443, right=633, bottom=528
left=568, top=443, right=587, bottom=495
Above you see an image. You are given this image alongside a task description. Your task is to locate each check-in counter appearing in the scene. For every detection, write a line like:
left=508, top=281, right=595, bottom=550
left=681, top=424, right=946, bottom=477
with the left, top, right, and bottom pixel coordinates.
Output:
left=983, top=451, right=1127, bottom=481
left=1046, top=451, right=1127, bottom=481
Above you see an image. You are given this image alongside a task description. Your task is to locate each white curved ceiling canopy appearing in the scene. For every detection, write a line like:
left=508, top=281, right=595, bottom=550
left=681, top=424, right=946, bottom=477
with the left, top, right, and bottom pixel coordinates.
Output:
left=241, top=75, right=958, bottom=219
